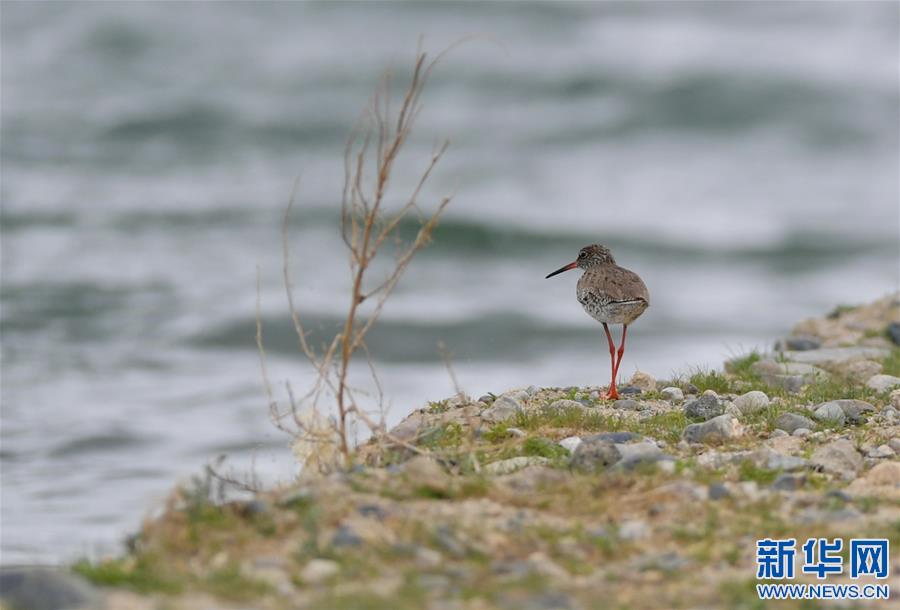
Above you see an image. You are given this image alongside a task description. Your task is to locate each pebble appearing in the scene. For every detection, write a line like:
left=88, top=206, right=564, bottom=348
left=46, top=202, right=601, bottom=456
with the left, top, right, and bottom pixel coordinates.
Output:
left=612, top=399, right=640, bottom=410
left=0, top=568, right=99, bottom=610
left=770, top=429, right=788, bottom=438
left=683, top=393, right=723, bottom=422
left=484, top=456, right=550, bottom=475
left=890, top=389, right=900, bottom=409
left=888, top=438, right=900, bottom=453
left=614, top=441, right=664, bottom=468
left=682, top=414, right=743, bottom=444
left=771, top=474, right=806, bottom=491
left=628, top=371, right=657, bottom=392
left=810, top=439, right=863, bottom=478
left=589, top=431, right=642, bottom=443
left=813, top=402, right=846, bottom=426
left=331, top=524, right=363, bottom=547
left=784, top=335, right=821, bottom=351
left=793, top=427, right=812, bottom=438
left=547, top=399, right=585, bottom=412
left=844, top=360, right=882, bottom=382
left=684, top=383, right=700, bottom=395
left=402, top=456, right=451, bottom=495
left=733, top=390, right=770, bottom=415
left=660, top=386, right=684, bottom=403
left=481, top=395, right=524, bottom=423
left=866, top=374, right=900, bottom=393
left=619, top=386, right=642, bottom=395
left=753, top=447, right=808, bottom=471
left=477, top=394, right=494, bottom=404
left=868, top=444, right=895, bottom=459
left=570, top=437, right=621, bottom=472
left=558, top=436, right=582, bottom=454
left=619, top=519, right=650, bottom=541
left=506, top=427, right=527, bottom=438
left=888, top=321, right=900, bottom=345
left=708, top=483, right=730, bottom=500
left=300, top=558, right=340, bottom=584
left=774, top=413, right=816, bottom=434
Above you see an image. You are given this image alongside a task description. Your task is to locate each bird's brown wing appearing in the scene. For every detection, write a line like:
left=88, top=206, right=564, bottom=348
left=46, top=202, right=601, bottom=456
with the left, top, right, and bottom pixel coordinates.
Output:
left=577, top=265, right=650, bottom=306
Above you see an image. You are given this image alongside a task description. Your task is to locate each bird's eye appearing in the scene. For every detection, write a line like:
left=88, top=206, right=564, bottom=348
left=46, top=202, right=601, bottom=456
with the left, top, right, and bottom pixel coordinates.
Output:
left=578, top=252, right=586, bottom=259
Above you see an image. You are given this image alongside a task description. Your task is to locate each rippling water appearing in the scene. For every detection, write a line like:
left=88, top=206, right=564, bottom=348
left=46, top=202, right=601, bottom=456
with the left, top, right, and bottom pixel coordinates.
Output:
left=2, top=1, right=898, bottom=564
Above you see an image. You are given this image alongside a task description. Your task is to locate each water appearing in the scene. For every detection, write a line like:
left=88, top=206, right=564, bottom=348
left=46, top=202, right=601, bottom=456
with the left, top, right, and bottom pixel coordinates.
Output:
left=1, top=1, right=898, bottom=565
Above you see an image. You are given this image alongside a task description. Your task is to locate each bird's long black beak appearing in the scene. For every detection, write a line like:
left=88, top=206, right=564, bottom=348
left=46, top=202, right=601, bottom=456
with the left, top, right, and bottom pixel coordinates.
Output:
left=545, top=261, right=578, bottom=279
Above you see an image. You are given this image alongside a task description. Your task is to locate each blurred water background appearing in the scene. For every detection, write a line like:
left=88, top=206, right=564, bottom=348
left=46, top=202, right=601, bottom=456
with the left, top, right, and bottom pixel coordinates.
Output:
left=2, top=1, right=898, bottom=564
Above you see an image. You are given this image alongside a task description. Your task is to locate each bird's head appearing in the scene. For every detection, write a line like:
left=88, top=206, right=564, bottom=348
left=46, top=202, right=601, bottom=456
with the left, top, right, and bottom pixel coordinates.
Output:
left=545, top=244, right=615, bottom=278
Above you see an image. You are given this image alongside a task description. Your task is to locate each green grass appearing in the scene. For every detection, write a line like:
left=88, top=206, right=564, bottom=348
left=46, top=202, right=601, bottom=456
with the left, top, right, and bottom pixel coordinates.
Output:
left=204, top=563, right=273, bottom=600
left=737, top=460, right=780, bottom=486
left=881, top=347, right=900, bottom=377
left=522, top=436, right=569, bottom=460
left=72, top=554, right=183, bottom=594
left=687, top=369, right=735, bottom=394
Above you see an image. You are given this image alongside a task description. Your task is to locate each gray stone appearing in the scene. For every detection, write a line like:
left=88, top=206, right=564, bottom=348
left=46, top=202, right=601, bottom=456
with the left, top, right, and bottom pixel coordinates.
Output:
left=868, top=444, right=895, bottom=458
left=619, top=386, right=642, bottom=395
left=771, top=474, right=806, bottom=491
left=866, top=374, right=900, bottom=393
left=389, top=412, right=426, bottom=442
left=770, top=429, right=789, bottom=438
left=780, top=346, right=889, bottom=366
left=481, top=395, right=524, bottom=423
left=733, top=391, right=770, bottom=415
left=588, top=432, right=641, bottom=444
left=434, top=525, right=467, bottom=558
left=793, top=427, right=812, bottom=438
left=614, top=442, right=668, bottom=470
left=402, top=456, right=451, bottom=495
left=774, top=413, right=816, bottom=434
left=484, top=456, right=549, bottom=475
left=785, top=336, right=821, bottom=351
left=753, top=447, right=808, bottom=471
left=0, top=568, right=98, bottom=610
left=811, top=439, right=863, bottom=477
left=300, top=559, right=340, bottom=584
left=888, top=322, right=900, bottom=346
left=331, top=524, right=363, bottom=547
left=477, top=394, right=494, bottom=404
left=813, top=402, right=846, bottom=426
left=612, top=399, right=640, bottom=410
left=708, top=483, right=730, bottom=500
left=843, top=360, right=882, bottom=383
left=684, top=393, right=723, bottom=422
left=547, top=399, right=585, bottom=412
left=628, top=371, right=657, bottom=392
left=619, top=519, right=650, bottom=541
left=506, top=427, right=527, bottom=438
left=888, top=438, right=900, bottom=453
left=558, top=436, right=582, bottom=453
left=570, top=437, right=621, bottom=471
left=660, top=387, right=684, bottom=403
left=682, top=414, right=743, bottom=444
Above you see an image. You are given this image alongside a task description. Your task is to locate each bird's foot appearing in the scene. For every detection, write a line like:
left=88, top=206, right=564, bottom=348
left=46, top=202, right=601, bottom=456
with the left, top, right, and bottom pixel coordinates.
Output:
left=599, top=388, right=619, bottom=401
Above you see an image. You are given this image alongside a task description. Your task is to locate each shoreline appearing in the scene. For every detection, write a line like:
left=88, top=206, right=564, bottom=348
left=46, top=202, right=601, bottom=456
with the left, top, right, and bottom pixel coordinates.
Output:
left=3, top=294, right=899, bottom=610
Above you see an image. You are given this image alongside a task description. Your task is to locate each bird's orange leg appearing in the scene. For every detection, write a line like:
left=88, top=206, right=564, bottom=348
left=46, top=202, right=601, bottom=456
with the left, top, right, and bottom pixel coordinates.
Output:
left=611, top=324, right=629, bottom=387
left=600, top=323, right=619, bottom=400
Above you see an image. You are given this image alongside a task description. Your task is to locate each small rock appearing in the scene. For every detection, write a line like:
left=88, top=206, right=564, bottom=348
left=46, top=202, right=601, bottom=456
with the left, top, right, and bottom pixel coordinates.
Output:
left=570, top=437, right=621, bottom=471
left=862, top=461, right=900, bottom=485
left=793, top=428, right=811, bottom=437
left=481, top=395, right=524, bottom=423
left=770, top=429, right=789, bottom=438
left=733, top=391, right=770, bottom=415
left=785, top=335, right=821, bottom=351
left=684, top=393, right=723, bottom=422
left=619, top=519, right=650, bottom=541
left=868, top=444, right=895, bottom=458
left=774, top=413, right=816, bottom=434
left=888, top=438, right=900, bottom=453
left=813, top=402, right=846, bottom=426
left=0, top=568, right=98, bottom=610
left=331, top=524, right=363, bottom=547
left=389, top=412, right=427, bottom=442
left=660, top=387, right=684, bottom=403
left=888, top=322, right=900, bottom=346
left=781, top=346, right=889, bottom=366
left=847, top=461, right=900, bottom=499
left=614, top=441, right=664, bottom=468
left=889, top=389, right=900, bottom=409
left=682, top=414, right=743, bottom=444
left=628, top=371, right=657, bottom=392
left=866, top=374, right=900, bottom=393
left=831, top=399, right=874, bottom=423
left=506, top=427, right=527, bottom=438
left=484, top=456, right=550, bottom=475
left=300, top=559, right=340, bottom=584
left=612, top=399, right=640, bottom=410
left=708, top=483, right=730, bottom=500
left=811, top=439, right=863, bottom=478
left=619, top=386, right=642, bottom=395
left=589, top=431, right=641, bottom=443
left=402, top=456, right=451, bottom=495
left=547, top=399, right=585, bottom=412
left=558, top=436, right=583, bottom=454
left=684, top=383, right=699, bottom=395
left=477, top=394, right=494, bottom=404
left=843, top=360, right=883, bottom=383
left=724, top=402, right=742, bottom=419
left=771, top=474, right=806, bottom=491
left=753, top=447, right=808, bottom=471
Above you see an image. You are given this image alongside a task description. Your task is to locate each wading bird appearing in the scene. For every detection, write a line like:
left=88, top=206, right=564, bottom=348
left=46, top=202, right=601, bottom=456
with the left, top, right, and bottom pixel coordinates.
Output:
left=546, top=244, right=649, bottom=400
